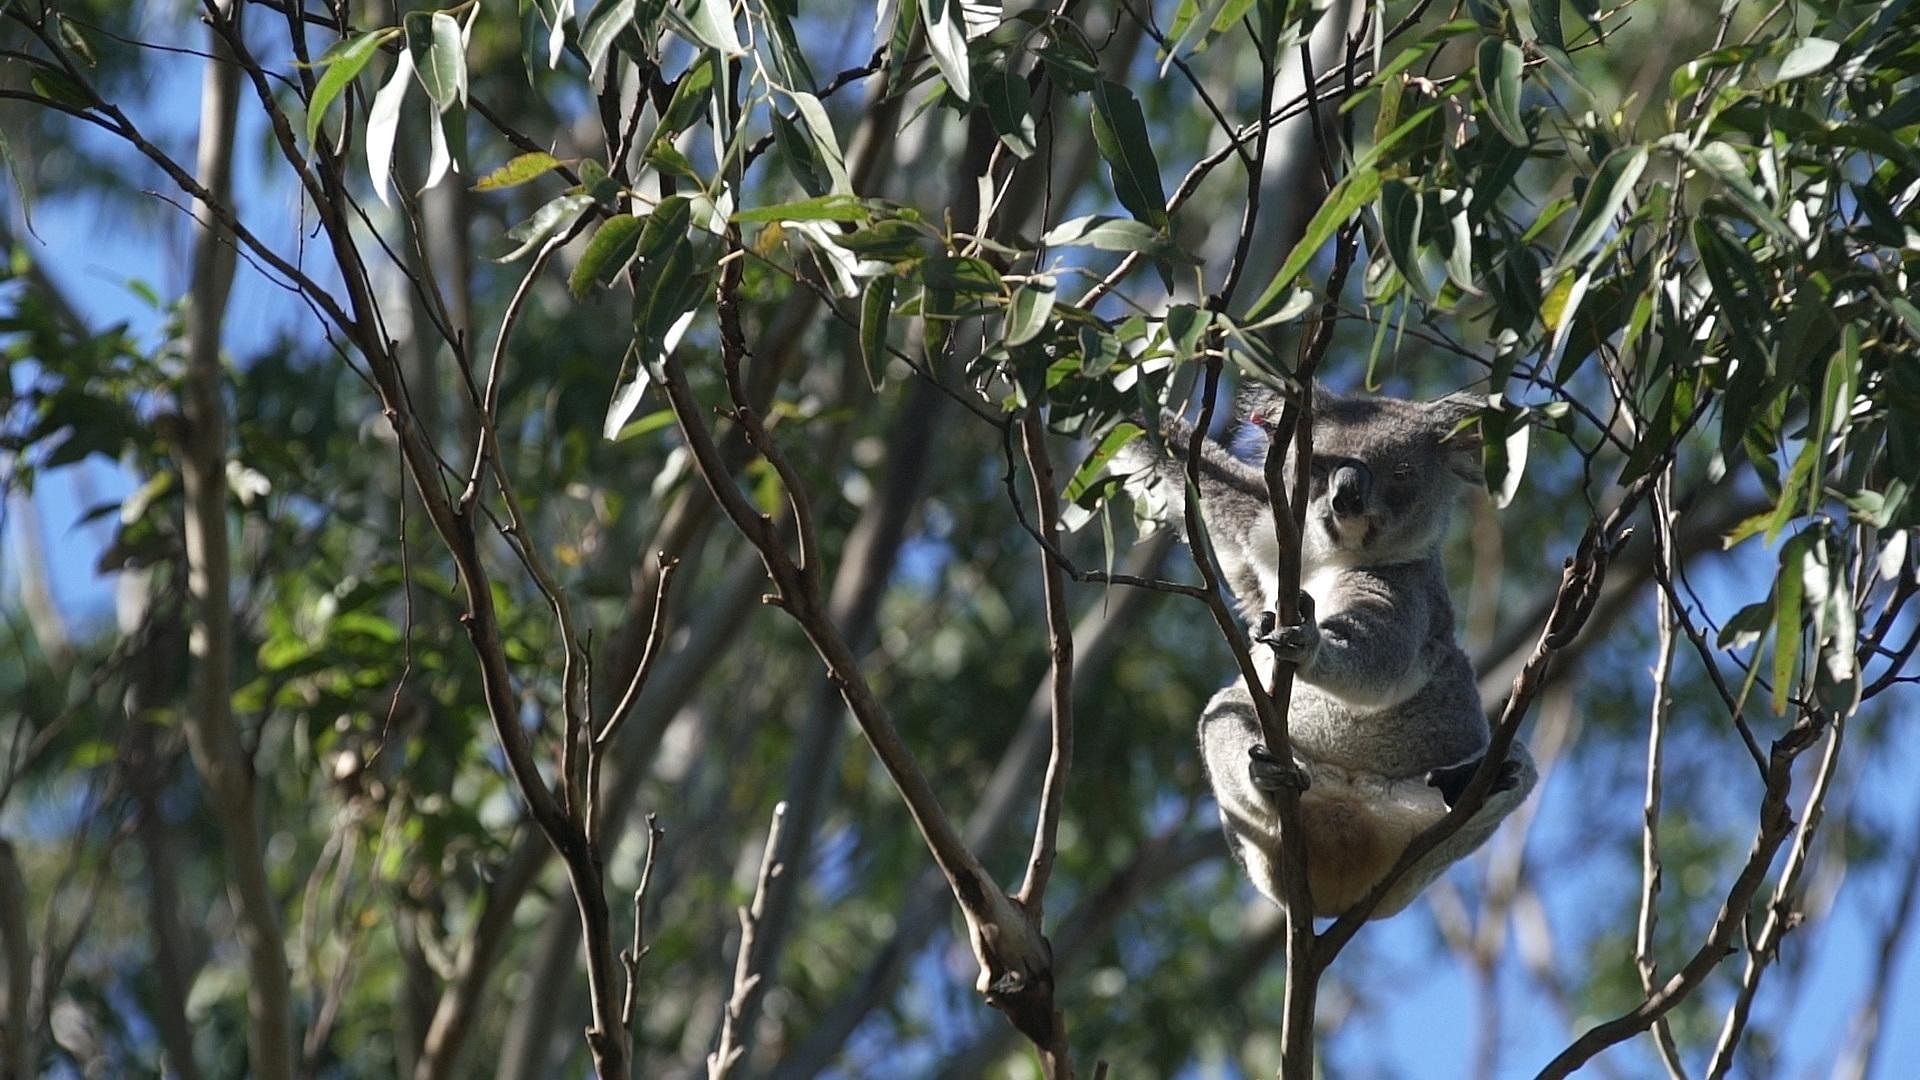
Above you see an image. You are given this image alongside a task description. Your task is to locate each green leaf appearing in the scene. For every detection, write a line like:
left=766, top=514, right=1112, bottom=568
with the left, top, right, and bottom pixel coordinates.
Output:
left=497, top=192, right=594, bottom=262
left=1379, top=180, right=1431, bottom=302
left=1165, top=303, right=1209, bottom=362
left=922, top=254, right=1003, bottom=295
left=921, top=0, right=972, bottom=102
left=677, top=0, right=745, bottom=56
left=473, top=151, right=567, bottom=191
left=1245, top=167, right=1382, bottom=321
left=1091, top=81, right=1168, bottom=228
left=1476, top=37, right=1527, bottom=145
left=1531, top=0, right=1563, bottom=48
left=787, top=90, right=850, bottom=194
left=859, top=276, right=895, bottom=389
left=1040, top=215, right=1193, bottom=261
left=1686, top=142, right=1788, bottom=240
left=1006, top=277, right=1057, bottom=346
left=29, top=67, right=92, bottom=110
left=569, top=214, right=645, bottom=298
left=762, top=0, right=817, bottom=90
left=305, top=29, right=399, bottom=148
left=1718, top=598, right=1773, bottom=650
left=1773, top=36, right=1839, bottom=83
left=408, top=11, right=467, bottom=110
left=581, top=0, right=639, bottom=83
left=610, top=408, right=678, bottom=442
left=1558, top=145, right=1647, bottom=268
left=1771, top=532, right=1810, bottom=713
left=659, top=54, right=717, bottom=134
left=732, top=194, right=870, bottom=223
left=981, top=65, right=1037, bottom=158
left=1066, top=422, right=1144, bottom=503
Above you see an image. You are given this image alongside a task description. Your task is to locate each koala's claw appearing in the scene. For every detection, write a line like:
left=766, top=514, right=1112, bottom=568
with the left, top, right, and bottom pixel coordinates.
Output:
left=1252, top=592, right=1318, bottom=664
left=1248, top=744, right=1310, bottom=793
left=1426, top=755, right=1522, bottom=809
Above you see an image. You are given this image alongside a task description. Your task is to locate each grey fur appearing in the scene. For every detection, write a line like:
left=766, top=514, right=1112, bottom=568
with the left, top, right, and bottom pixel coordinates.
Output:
left=1120, top=382, right=1536, bottom=919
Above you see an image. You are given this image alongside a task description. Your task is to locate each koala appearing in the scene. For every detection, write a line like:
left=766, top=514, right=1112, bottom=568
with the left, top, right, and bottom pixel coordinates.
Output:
left=1119, top=381, right=1537, bottom=919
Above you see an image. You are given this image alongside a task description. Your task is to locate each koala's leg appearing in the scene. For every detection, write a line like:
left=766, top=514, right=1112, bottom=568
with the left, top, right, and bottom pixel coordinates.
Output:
left=1198, top=685, right=1308, bottom=908
left=1369, top=740, right=1537, bottom=918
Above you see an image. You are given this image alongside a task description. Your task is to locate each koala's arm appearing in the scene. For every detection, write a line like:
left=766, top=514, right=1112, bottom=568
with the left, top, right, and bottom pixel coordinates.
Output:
left=1370, top=740, right=1539, bottom=919
left=1296, top=571, right=1435, bottom=708
left=1117, top=421, right=1276, bottom=617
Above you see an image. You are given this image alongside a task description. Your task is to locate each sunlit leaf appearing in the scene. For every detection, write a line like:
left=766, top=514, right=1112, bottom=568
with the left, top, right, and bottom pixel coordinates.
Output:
left=1005, top=277, right=1057, bottom=346
left=367, top=49, right=414, bottom=206
left=473, top=152, right=567, bottom=191
left=305, top=29, right=399, bottom=148
left=409, top=11, right=467, bottom=110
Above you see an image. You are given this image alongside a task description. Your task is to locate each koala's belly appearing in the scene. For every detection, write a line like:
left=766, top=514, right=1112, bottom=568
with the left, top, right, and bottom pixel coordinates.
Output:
left=1298, top=772, right=1448, bottom=916
left=1289, top=672, right=1487, bottom=779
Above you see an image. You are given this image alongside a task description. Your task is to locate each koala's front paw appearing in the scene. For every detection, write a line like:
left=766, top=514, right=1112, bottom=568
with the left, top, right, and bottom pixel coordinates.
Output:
left=1425, top=754, right=1522, bottom=809
left=1248, top=744, right=1310, bottom=794
left=1252, top=592, right=1319, bottom=665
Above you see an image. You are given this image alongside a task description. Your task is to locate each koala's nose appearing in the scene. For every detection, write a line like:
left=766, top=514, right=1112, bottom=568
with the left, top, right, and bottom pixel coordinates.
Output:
left=1329, top=463, right=1371, bottom=517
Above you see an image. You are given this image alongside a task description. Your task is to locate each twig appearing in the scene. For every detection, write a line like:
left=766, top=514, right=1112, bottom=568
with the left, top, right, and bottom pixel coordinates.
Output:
left=709, top=803, right=788, bottom=1080
left=619, top=815, right=665, bottom=1032
left=1636, top=475, right=1688, bottom=1079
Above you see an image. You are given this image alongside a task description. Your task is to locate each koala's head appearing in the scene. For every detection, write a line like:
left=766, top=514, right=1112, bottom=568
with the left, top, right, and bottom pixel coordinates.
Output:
left=1242, top=382, right=1483, bottom=565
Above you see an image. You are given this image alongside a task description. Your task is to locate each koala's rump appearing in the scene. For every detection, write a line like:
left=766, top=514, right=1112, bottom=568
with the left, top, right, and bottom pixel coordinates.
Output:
left=1298, top=772, right=1449, bottom=917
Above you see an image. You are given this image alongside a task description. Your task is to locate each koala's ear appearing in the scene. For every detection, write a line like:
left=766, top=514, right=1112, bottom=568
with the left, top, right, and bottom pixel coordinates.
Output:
left=1428, top=392, right=1486, bottom=483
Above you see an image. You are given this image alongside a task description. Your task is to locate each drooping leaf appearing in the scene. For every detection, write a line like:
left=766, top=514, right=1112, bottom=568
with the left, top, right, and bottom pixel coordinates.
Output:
left=408, top=11, right=467, bottom=110
left=921, top=0, right=973, bottom=102
left=859, top=276, right=895, bottom=389
left=1091, top=81, right=1168, bottom=228
left=788, top=91, right=851, bottom=194
left=580, top=0, right=638, bottom=87
left=367, top=49, right=415, bottom=206
left=1476, top=37, right=1527, bottom=144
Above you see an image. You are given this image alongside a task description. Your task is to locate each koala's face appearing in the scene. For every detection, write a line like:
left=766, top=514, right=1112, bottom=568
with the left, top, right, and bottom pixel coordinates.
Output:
left=1248, top=386, right=1482, bottom=565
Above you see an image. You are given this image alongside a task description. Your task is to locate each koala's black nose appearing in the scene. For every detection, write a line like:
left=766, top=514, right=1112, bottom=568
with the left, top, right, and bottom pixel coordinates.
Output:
left=1329, top=463, right=1371, bottom=517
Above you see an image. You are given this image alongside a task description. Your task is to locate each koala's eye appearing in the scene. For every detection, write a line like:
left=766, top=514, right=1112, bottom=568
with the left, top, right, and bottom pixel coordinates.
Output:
left=1392, top=463, right=1415, bottom=481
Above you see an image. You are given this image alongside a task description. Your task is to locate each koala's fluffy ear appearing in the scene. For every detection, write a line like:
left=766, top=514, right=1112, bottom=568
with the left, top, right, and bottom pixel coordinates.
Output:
left=1428, top=392, right=1486, bottom=484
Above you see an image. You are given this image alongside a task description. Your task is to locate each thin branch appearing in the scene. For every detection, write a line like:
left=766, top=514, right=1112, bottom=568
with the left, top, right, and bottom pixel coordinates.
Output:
left=1533, top=711, right=1828, bottom=1079
left=1636, top=476, right=1688, bottom=1079
left=1703, top=713, right=1847, bottom=1078
left=619, top=815, right=665, bottom=1032
left=1013, top=409, right=1075, bottom=915
left=709, top=803, right=788, bottom=1080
